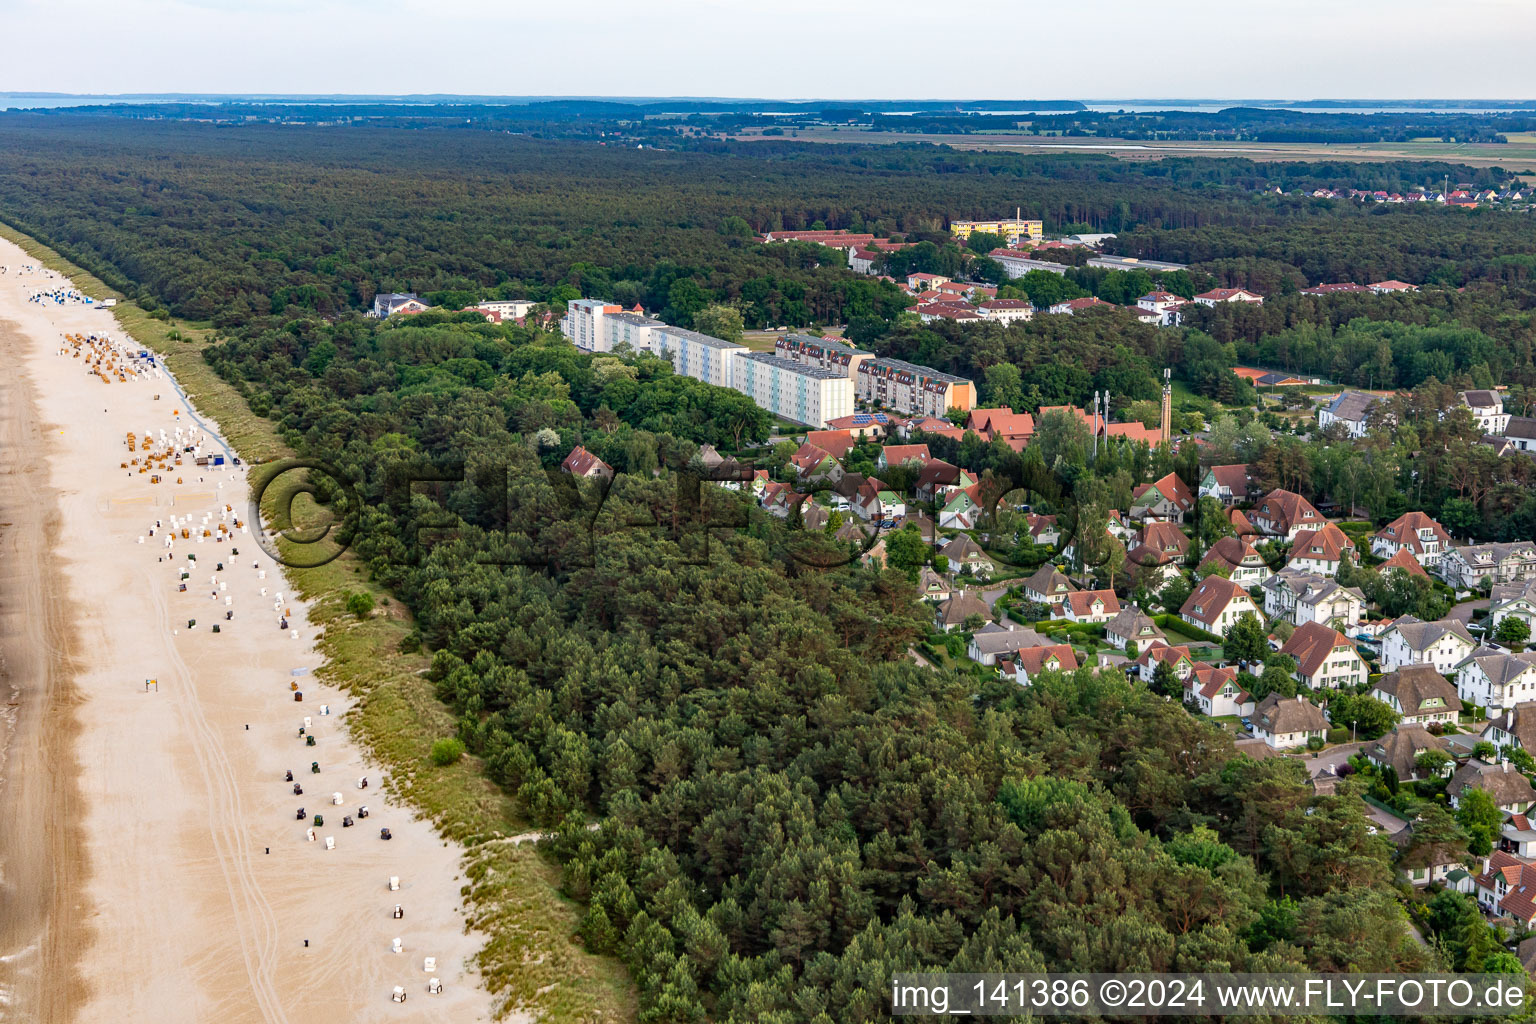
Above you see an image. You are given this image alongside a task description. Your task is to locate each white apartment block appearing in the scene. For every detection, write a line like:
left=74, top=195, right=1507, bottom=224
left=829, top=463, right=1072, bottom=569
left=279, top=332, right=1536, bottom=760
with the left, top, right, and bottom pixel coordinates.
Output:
left=561, top=299, right=621, bottom=352
left=734, top=352, right=854, bottom=428
left=601, top=311, right=665, bottom=353
left=652, top=326, right=748, bottom=390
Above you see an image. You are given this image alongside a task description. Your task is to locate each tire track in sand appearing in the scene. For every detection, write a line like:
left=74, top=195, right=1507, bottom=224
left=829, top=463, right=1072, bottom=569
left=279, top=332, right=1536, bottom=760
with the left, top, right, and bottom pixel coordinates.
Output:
left=148, top=577, right=290, bottom=1024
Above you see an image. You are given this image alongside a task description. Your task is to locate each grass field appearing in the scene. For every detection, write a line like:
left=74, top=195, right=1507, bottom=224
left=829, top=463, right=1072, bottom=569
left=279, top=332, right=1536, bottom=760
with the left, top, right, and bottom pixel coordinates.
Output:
left=0, top=219, right=636, bottom=1023
left=732, top=129, right=1536, bottom=171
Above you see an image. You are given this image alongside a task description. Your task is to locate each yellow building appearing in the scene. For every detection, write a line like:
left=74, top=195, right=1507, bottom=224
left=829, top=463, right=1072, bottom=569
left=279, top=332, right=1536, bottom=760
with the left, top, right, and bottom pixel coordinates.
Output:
left=949, top=216, right=1044, bottom=246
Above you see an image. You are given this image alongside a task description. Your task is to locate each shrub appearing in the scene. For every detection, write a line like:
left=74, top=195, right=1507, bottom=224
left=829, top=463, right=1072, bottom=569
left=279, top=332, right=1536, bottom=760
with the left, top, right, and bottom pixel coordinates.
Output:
left=1306, top=735, right=1325, bottom=751
left=429, top=737, right=465, bottom=767
left=1326, top=728, right=1349, bottom=744
left=346, top=590, right=375, bottom=618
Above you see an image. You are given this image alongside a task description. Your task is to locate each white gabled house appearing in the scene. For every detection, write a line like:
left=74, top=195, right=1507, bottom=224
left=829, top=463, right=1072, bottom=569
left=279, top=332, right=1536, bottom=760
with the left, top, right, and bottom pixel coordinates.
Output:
left=1379, top=616, right=1476, bottom=674
left=1179, top=575, right=1258, bottom=634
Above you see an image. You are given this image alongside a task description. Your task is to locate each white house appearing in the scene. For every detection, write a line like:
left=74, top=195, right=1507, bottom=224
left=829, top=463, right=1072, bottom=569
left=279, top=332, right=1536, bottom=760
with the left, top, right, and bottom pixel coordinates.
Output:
left=1054, top=589, right=1121, bottom=625
left=372, top=292, right=428, bottom=317
left=1105, top=607, right=1166, bottom=651
left=1199, top=535, right=1274, bottom=587
left=1459, top=390, right=1510, bottom=435
left=1192, top=287, right=1263, bottom=306
left=1440, top=542, right=1536, bottom=590
left=1000, top=644, right=1079, bottom=686
left=1484, top=703, right=1536, bottom=756
left=1455, top=648, right=1536, bottom=714
left=1135, top=290, right=1187, bottom=326
left=1371, top=511, right=1453, bottom=569
left=1490, top=580, right=1536, bottom=635
left=1286, top=523, right=1357, bottom=577
left=1185, top=663, right=1255, bottom=717
left=1251, top=693, right=1329, bottom=750
left=1317, top=391, right=1382, bottom=439
left=1379, top=616, right=1476, bottom=673
left=1021, top=565, right=1077, bottom=607
left=1249, top=489, right=1325, bottom=540
left=1261, top=570, right=1365, bottom=628
left=1372, top=665, right=1461, bottom=726
left=1280, top=620, right=1367, bottom=690
left=1180, top=575, right=1258, bottom=634
left=1449, top=761, right=1536, bottom=815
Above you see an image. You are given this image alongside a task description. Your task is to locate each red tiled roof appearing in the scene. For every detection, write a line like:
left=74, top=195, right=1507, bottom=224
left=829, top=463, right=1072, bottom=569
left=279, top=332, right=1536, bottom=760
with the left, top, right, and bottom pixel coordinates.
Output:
left=1379, top=547, right=1430, bottom=579
left=804, top=429, right=856, bottom=459
left=561, top=445, right=612, bottom=478
left=1289, top=522, right=1356, bottom=564
left=1013, top=644, right=1079, bottom=677
left=881, top=444, right=931, bottom=466
left=1281, top=620, right=1357, bottom=679
left=1180, top=574, right=1250, bottom=626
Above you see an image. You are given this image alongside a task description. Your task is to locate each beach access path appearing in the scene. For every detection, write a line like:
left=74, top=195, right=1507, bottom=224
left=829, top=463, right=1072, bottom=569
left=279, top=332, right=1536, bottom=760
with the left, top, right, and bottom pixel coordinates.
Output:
left=0, top=235, right=492, bottom=1023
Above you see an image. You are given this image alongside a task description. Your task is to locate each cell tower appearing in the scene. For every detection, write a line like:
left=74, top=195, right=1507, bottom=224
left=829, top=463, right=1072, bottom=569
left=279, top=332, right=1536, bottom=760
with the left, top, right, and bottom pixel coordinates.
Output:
left=1160, top=369, right=1173, bottom=444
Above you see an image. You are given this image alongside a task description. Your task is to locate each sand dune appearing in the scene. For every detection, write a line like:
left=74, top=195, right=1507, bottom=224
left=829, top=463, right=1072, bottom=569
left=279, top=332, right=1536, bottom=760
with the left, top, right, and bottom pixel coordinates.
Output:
left=0, top=237, right=492, bottom=1023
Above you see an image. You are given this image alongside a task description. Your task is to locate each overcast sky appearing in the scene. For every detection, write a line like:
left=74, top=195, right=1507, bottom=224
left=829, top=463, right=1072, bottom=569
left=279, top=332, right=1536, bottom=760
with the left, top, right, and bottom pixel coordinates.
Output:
left=5, top=0, right=1535, bottom=100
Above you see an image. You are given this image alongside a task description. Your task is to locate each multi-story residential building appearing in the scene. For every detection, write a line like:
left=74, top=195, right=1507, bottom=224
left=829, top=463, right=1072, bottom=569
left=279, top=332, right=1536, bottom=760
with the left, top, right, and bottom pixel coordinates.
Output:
left=1379, top=615, right=1477, bottom=673
left=1135, top=290, right=1188, bottom=327
left=1087, top=254, right=1187, bottom=273
left=1261, top=570, right=1365, bottom=628
left=855, top=357, right=976, bottom=419
left=1440, top=541, right=1536, bottom=590
left=474, top=299, right=536, bottom=319
left=651, top=325, right=749, bottom=390
left=1192, top=287, right=1263, bottom=306
left=1455, top=647, right=1536, bottom=713
left=597, top=310, right=664, bottom=353
left=561, top=298, right=623, bottom=351
left=1371, top=511, right=1454, bottom=569
left=1460, top=390, right=1510, bottom=434
left=774, top=333, right=873, bottom=378
left=987, top=250, right=1070, bottom=278
left=976, top=299, right=1034, bottom=324
left=949, top=216, right=1043, bottom=246
left=733, top=352, right=853, bottom=428
left=1281, top=621, right=1366, bottom=690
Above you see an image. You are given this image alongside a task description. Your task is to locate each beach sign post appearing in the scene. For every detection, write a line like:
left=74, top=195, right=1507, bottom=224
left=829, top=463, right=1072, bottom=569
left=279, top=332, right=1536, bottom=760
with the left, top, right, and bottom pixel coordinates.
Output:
left=145, top=678, right=158, bottom=692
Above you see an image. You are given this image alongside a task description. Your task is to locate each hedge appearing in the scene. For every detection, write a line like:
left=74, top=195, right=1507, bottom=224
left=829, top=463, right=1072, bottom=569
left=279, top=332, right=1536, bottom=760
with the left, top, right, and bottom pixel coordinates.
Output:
left=1153, top=613, right=1222, bottom=645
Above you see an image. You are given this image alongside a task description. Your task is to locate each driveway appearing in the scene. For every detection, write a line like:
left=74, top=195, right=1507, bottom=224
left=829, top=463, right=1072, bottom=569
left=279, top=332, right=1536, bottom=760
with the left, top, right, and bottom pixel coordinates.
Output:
left=1447, top=598, right=1489, bottom=624
left=1295, top=740, right=1365, bottom=778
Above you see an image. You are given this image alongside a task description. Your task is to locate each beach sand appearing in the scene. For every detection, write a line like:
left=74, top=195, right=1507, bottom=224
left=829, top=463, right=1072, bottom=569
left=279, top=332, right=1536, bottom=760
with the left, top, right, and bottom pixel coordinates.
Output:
left=0, top=236, right=493, bottom=1023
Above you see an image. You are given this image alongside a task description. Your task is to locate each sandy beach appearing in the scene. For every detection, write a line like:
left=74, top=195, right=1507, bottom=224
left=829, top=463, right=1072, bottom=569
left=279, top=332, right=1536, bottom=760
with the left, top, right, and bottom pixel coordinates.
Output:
left=0, top=236, right=492, bottom=1023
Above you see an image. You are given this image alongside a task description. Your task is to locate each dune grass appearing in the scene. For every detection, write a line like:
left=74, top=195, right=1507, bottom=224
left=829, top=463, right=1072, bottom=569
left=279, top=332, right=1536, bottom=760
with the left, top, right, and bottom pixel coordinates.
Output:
left=1, top=220, right=634, bottom=1022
